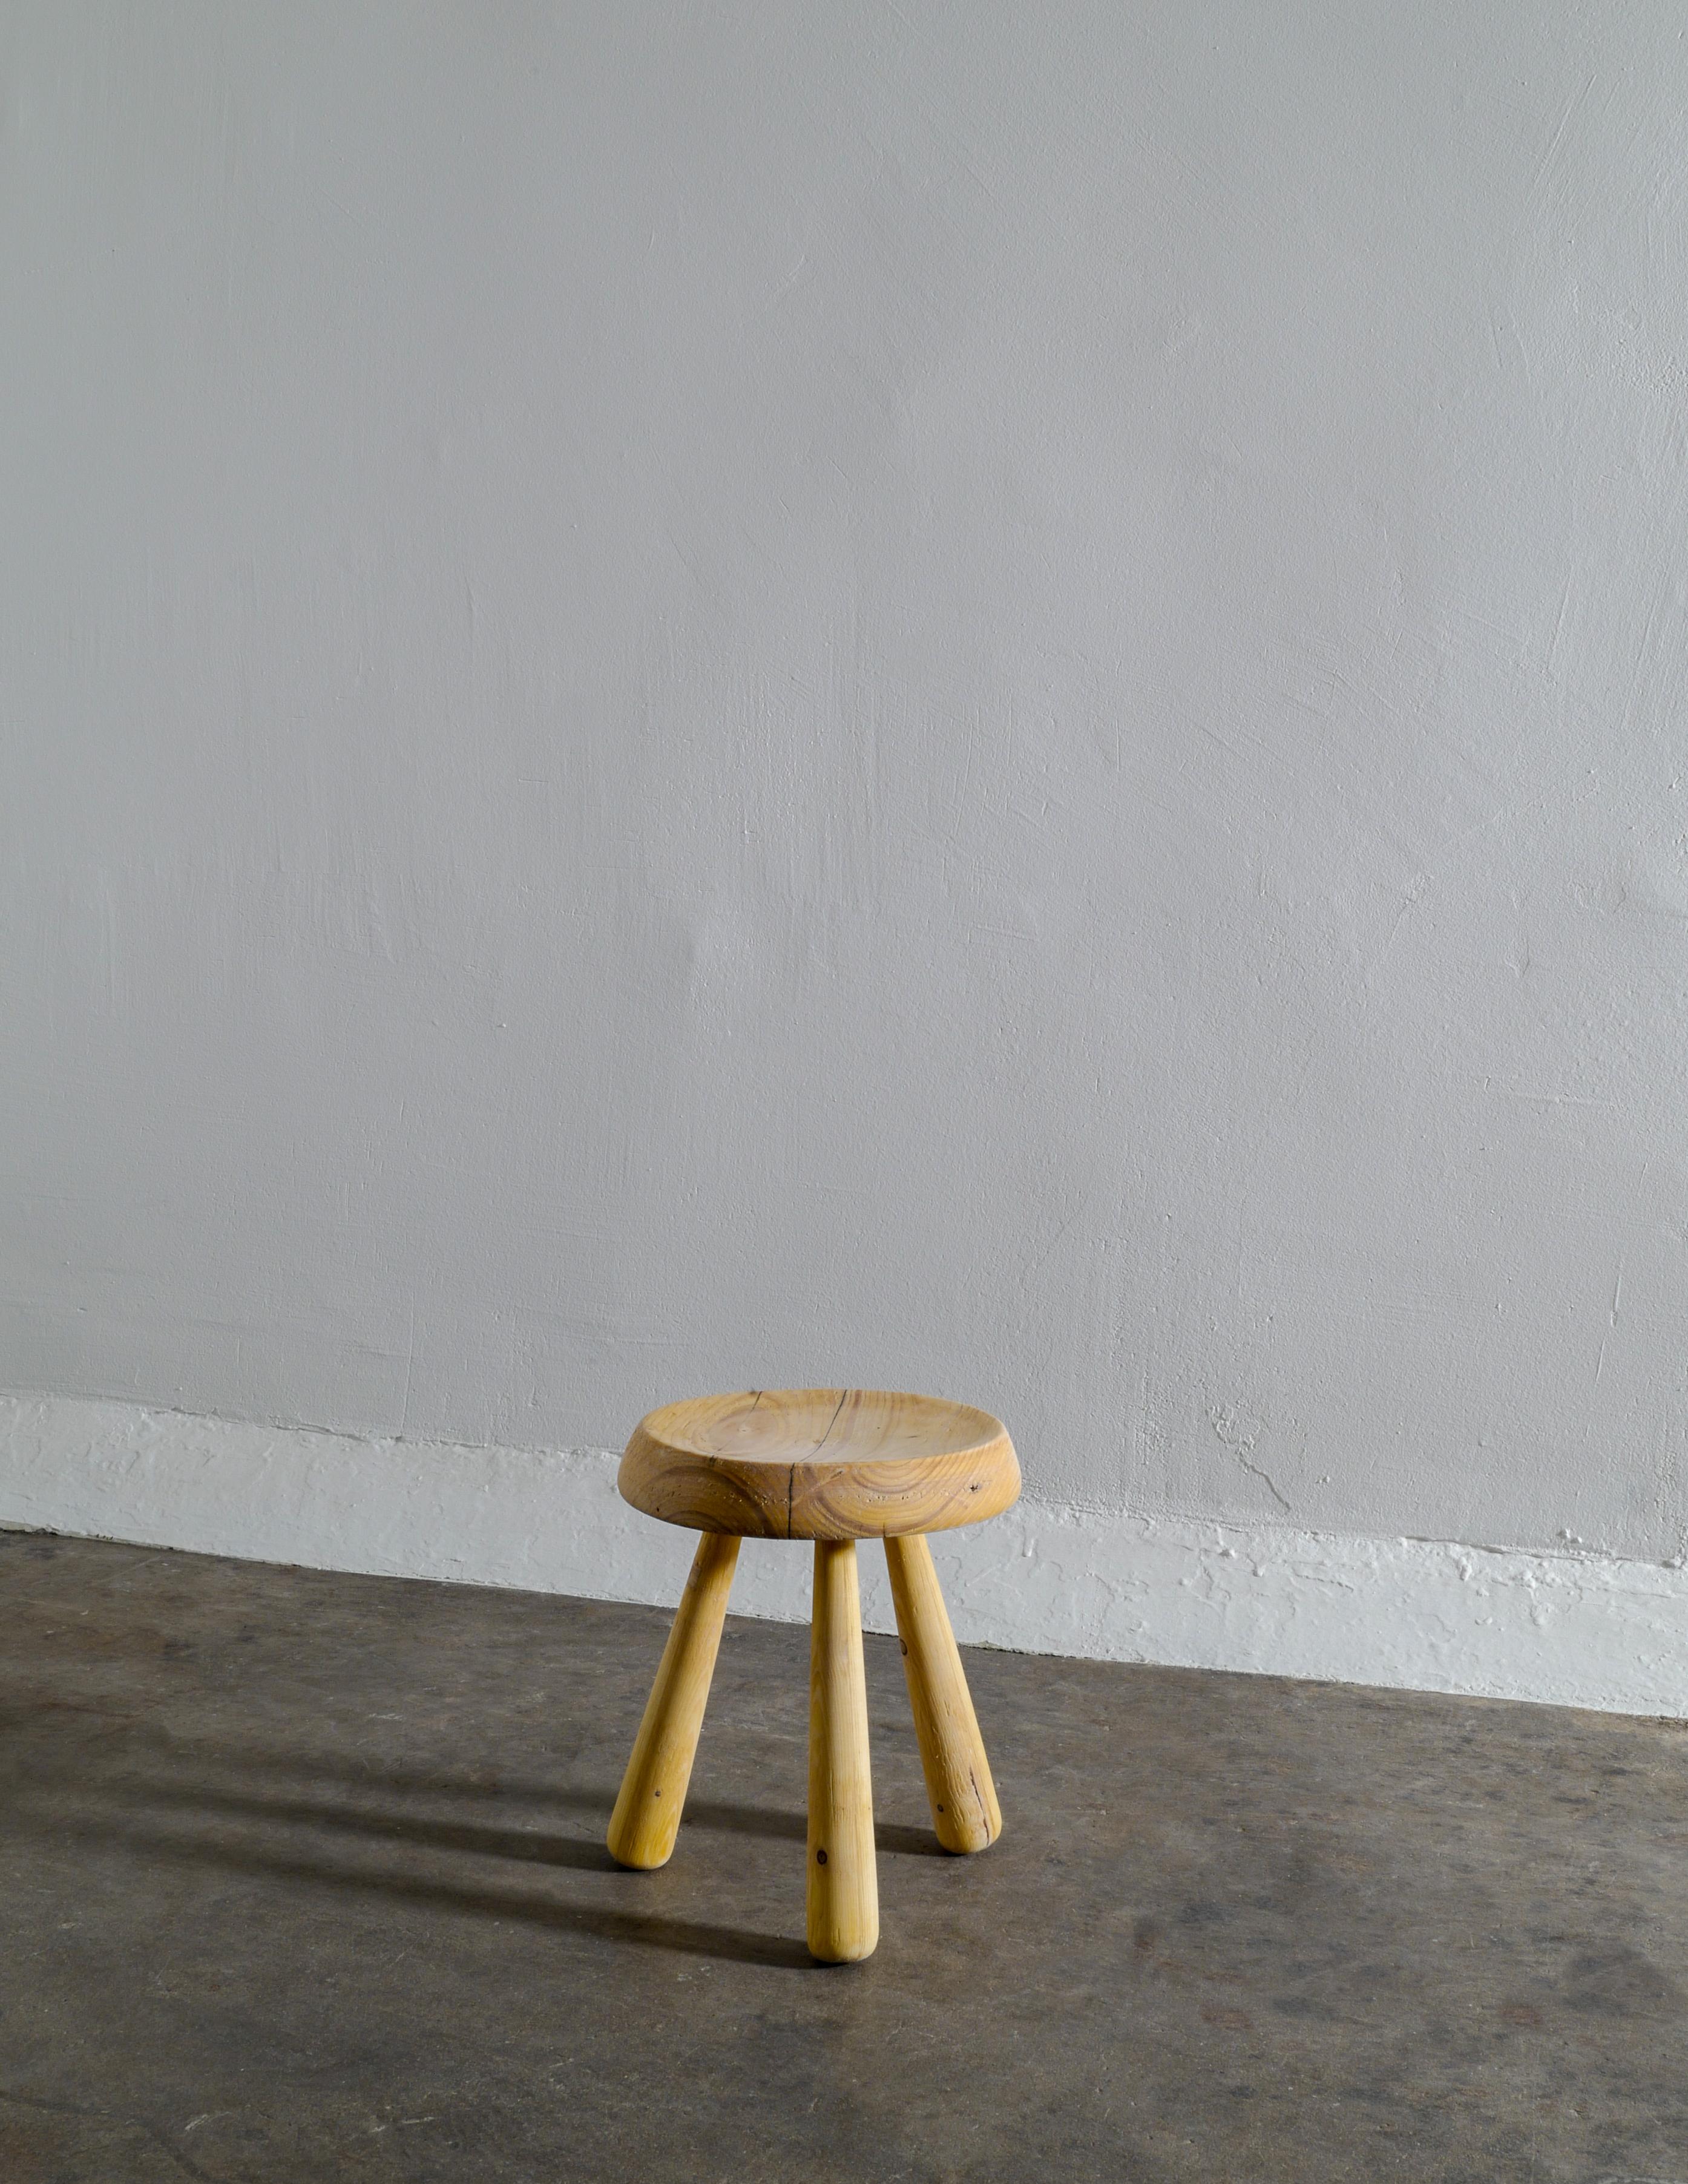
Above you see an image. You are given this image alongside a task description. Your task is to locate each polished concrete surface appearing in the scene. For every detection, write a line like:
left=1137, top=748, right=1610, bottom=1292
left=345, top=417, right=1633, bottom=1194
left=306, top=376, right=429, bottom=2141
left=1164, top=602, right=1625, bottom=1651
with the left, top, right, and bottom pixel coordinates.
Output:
left=2, top=1530, right=1684, bottom=2182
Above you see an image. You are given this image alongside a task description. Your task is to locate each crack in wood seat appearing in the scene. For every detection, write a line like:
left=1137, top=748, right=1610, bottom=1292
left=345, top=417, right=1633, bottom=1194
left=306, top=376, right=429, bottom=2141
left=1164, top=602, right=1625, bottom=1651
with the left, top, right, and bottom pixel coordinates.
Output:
left=618, top=1387, right=1022, bottom=1541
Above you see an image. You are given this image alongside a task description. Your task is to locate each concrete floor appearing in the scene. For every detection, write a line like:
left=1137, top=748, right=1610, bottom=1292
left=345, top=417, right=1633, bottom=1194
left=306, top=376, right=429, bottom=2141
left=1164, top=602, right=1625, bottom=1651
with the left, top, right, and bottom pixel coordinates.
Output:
left=2, top=1533, right=1685, bottom=2183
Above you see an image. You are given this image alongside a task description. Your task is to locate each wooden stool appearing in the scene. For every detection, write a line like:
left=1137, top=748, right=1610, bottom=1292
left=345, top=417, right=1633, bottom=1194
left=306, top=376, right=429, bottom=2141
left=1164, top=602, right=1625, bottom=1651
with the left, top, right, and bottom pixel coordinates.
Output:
left=606, top=1388, right=1020, bottom=1963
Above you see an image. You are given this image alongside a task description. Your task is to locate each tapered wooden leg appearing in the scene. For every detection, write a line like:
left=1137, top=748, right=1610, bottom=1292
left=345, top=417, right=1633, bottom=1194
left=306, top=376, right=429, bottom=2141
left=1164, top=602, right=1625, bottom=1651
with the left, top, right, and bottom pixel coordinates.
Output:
left=607, top=1532, right=740, bottom=1870
left=807, top=1540, right=879, bottom=1963
left=884, top=1533, right=1001, bottom=1854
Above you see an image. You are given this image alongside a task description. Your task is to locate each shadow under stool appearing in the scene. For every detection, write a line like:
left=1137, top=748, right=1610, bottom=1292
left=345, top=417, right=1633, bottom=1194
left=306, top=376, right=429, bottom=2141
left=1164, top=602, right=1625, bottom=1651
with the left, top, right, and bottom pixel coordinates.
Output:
left=606, top=1388, right=1021, bottom=1963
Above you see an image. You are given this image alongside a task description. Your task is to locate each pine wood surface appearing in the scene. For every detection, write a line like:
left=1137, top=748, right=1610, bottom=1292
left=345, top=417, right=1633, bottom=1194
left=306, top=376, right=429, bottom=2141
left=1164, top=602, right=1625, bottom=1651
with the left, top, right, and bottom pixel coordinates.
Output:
left=618, top=1387, right=1020, bottom=1540
left=885, top=1532, right=1002, bottom=1854
left=806, top=1539, right=879, bottom=1963
left=605, top=1530, right=740, bottom=1870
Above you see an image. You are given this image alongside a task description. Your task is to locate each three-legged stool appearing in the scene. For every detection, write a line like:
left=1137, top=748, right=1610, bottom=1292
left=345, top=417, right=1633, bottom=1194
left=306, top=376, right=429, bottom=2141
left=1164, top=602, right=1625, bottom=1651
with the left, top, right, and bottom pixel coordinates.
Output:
left=606, top=1388, right=1020, bottom=1962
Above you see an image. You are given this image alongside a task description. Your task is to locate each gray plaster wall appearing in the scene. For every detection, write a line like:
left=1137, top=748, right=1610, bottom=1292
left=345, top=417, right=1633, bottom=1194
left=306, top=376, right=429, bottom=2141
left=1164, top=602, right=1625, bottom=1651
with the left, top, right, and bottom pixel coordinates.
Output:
left=5, top=4, right=1687, bottom=1562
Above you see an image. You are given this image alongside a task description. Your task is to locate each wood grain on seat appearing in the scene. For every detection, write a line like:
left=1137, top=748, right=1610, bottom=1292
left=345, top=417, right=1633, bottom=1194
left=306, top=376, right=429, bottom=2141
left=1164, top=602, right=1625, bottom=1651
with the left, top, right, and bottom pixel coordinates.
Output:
left=618, top=1387, right=1020, bottom=1541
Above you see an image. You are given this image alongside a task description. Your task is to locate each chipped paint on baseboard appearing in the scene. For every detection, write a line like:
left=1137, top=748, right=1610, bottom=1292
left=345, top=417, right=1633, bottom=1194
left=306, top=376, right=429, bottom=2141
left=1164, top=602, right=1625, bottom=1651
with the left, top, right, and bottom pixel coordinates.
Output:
left=5, top=1394, right=1684, bottom=1719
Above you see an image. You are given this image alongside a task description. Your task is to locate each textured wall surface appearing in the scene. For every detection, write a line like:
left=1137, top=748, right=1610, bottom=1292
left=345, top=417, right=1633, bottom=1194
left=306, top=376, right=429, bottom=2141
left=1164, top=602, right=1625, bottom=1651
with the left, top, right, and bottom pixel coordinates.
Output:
left=4, top=5, right=1687, bottom=1563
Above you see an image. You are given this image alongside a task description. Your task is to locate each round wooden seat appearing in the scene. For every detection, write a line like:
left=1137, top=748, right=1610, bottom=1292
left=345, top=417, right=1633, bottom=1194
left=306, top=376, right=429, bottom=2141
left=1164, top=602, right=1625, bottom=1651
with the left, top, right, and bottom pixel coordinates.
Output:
left=619, top=1386, right=1020, bottom=1541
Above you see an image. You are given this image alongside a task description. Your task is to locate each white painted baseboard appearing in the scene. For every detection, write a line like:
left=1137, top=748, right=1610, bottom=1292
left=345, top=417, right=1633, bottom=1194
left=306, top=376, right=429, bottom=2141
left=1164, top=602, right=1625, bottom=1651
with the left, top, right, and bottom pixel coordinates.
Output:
left=2, top=1392, right=1683, bottom=1718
